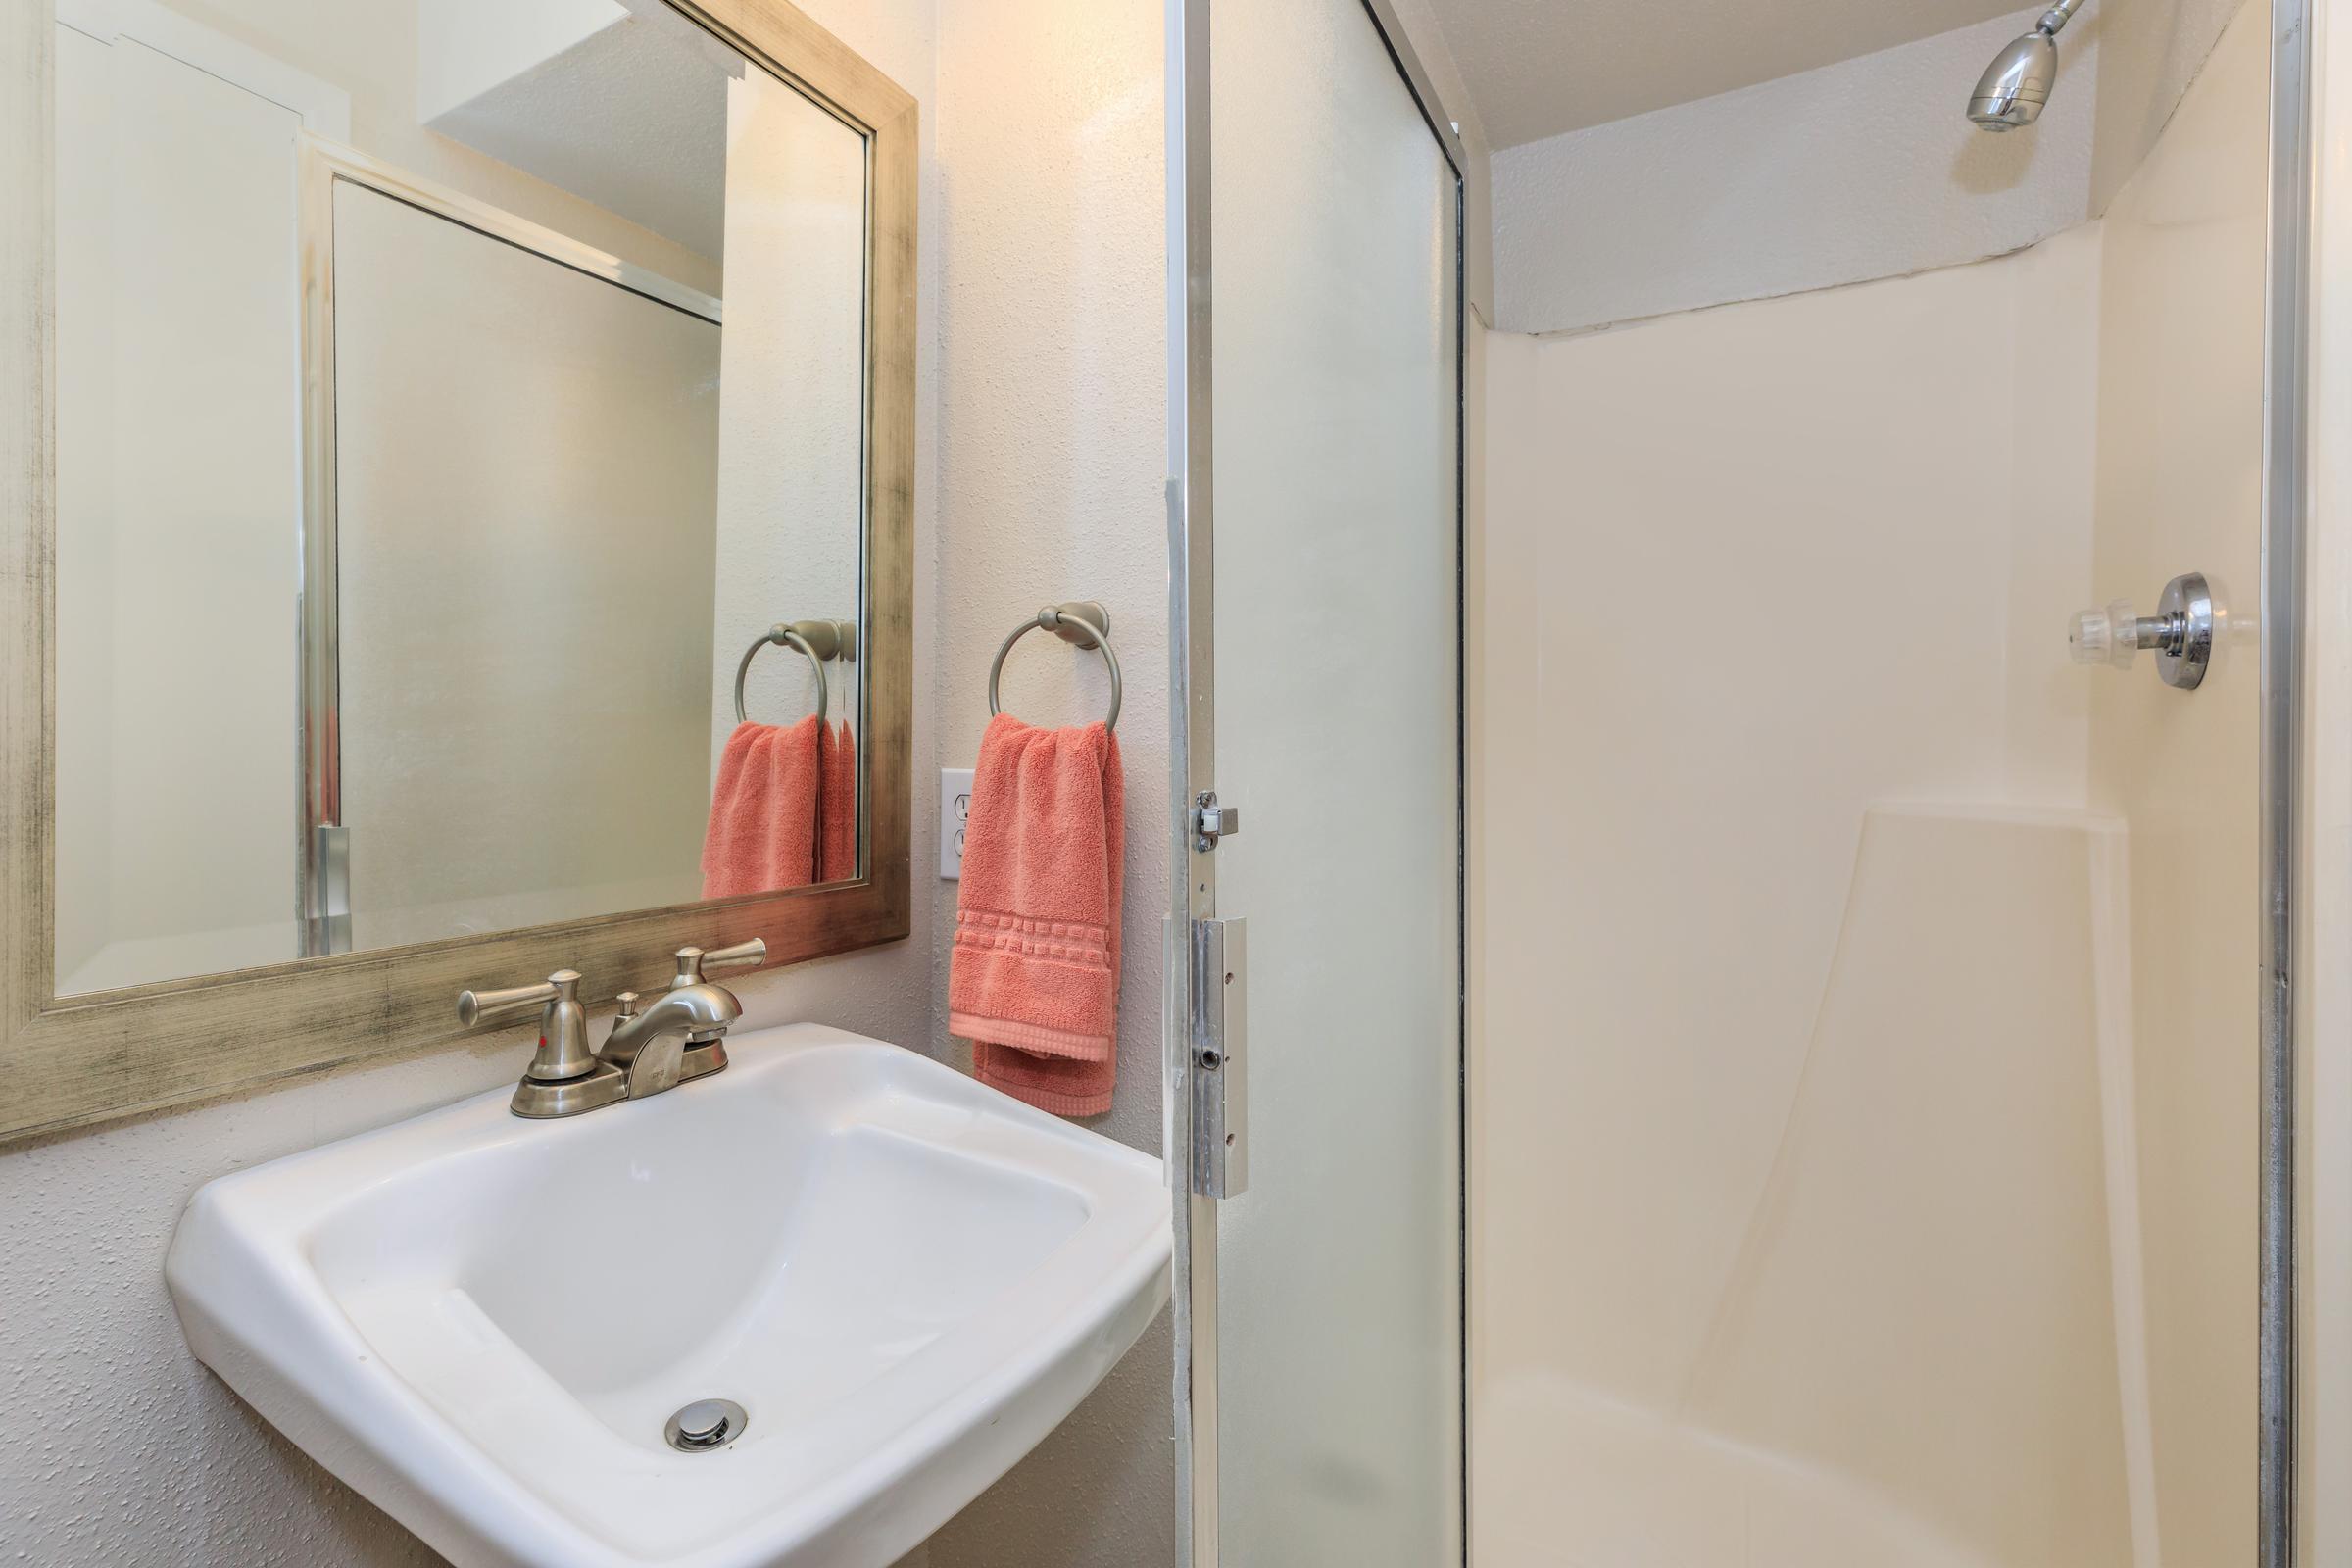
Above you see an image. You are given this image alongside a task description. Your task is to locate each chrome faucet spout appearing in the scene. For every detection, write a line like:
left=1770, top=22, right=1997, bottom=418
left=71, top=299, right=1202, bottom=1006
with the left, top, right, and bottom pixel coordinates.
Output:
left=604, top=983, right=743, bottom=1060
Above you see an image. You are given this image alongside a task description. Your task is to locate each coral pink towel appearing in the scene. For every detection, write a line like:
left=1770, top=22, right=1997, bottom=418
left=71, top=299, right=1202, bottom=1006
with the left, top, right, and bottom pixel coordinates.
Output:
left=703, top=717, right=822, bottom=898
left=950, top=713, right=1124, bottom=1117
left=820, top=721, right=858, bottom=883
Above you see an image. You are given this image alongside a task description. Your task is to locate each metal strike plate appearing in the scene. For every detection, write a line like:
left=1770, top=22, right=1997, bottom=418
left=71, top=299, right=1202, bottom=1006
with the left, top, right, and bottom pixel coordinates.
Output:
left=1192, top=917, right=1248, bottom=1198
left=1194, top=791, right=1240, bottom=853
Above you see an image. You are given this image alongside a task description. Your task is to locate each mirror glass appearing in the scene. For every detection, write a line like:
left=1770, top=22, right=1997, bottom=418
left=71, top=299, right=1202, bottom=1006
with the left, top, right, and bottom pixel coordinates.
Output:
left=51, top=0, right=869, bottom=996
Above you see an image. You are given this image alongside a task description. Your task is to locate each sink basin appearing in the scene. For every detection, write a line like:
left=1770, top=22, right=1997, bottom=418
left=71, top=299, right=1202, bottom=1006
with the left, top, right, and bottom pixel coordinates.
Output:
left=165, top=1023, right=1170, bottom=1568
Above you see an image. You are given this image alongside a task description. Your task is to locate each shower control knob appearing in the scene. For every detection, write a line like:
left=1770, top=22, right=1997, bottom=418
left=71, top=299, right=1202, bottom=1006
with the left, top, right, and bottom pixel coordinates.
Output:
left=2068, top=600, right=2139, bottom=668
left=2068, top=573, right=2215, bottom=690
left=2067, top=606, right=2110, bottom=664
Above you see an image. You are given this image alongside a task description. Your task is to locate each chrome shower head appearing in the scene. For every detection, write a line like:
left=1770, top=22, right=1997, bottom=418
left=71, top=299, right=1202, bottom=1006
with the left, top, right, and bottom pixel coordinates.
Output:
left=1968, top=1, right=2084, bottom=130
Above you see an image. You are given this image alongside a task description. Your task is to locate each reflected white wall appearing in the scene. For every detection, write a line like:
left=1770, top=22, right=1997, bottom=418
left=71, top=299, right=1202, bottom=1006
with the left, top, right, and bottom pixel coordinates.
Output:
left=52, top=24, right=303, bottom=993
left=710, top=70, right=869, bottom=771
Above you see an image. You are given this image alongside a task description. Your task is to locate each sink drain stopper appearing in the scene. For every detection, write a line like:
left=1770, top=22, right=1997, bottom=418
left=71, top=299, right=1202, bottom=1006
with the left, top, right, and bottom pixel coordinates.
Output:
left=665, top=1398, right=749, bottom=1452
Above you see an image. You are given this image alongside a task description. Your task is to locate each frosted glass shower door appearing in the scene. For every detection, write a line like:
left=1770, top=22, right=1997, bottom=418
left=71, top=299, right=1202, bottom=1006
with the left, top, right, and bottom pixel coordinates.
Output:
left=1166, top=0, right=1464, bottom=1562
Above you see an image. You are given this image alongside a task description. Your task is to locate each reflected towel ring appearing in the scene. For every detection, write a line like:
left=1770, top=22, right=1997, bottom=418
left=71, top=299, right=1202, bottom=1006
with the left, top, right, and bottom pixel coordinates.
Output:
left=734, top=624, right=828, bottom=726
left=989, top=602, right=1120, bottom=732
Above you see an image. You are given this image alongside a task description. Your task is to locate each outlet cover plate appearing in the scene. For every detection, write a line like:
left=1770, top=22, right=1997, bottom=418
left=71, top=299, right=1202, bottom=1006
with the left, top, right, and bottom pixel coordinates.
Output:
left=940, top=768, right=974, bottom=879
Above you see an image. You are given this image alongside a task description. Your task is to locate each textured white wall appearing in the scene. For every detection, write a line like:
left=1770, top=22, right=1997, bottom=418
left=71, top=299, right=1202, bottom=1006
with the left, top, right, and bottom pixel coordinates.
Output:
left=1492, top=0, right=2249, bottom=336
left=918, top=0, right=1174, bottom=1561
left=0, top=0, right=941, bottom=1563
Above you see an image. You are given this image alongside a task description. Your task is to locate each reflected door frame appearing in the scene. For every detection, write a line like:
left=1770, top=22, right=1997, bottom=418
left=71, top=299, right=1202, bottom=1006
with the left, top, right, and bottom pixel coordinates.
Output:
left=291, top=138, right=725, bottom=956
left=1162, top=2, right=1473, bottom=1562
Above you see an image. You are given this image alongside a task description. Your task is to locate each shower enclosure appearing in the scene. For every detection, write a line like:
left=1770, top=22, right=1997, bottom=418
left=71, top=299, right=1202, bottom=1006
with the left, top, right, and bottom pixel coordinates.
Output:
left=1165, top=0, right=1466, bottom=1561
left=1166, top=0, right=2311, bottom=1563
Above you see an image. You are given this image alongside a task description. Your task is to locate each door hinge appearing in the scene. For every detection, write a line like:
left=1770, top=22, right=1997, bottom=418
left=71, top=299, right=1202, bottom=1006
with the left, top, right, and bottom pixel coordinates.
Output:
left=1193, top=791, right=1241, bottom=852
left=1192, top=916, right=1248, bottom=1198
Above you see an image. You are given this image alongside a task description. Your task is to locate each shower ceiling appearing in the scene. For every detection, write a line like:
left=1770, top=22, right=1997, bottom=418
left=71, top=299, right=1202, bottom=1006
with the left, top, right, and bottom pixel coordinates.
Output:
left=1420, top=0, right=2037, bottom=146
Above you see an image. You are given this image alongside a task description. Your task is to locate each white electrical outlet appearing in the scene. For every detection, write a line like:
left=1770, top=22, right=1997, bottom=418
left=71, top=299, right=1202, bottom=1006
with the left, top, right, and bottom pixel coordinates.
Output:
left=940, top=768, right=974, bottom=879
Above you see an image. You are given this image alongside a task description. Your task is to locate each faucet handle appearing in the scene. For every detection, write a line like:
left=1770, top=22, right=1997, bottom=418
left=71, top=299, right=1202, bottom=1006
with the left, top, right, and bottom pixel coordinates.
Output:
left=672, top=939, right=767, bottom=988
left=459, top=969, right=572, bottom=1028
left=459, top=969, right=600, bottom=1084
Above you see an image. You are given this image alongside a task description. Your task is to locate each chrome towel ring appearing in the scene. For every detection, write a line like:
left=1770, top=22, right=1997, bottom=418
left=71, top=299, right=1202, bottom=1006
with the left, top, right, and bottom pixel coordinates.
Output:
left=733, top=618, right=856, bottom=726
left=989, top=602, right=1120, bottom=732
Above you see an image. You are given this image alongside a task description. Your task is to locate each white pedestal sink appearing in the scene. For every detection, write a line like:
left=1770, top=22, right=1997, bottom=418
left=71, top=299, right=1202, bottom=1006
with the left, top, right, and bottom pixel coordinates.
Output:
left=165, top=1023, right=1171, bottom=1567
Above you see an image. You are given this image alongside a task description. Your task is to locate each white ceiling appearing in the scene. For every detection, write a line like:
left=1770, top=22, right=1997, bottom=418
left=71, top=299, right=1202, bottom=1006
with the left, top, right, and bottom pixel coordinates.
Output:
left=1423, top=0, right=2035, bottom=148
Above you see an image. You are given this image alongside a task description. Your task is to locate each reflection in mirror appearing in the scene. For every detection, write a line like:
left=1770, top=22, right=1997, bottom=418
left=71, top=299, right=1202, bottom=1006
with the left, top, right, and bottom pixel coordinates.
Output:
left=51, top=0, right=869, bottom=996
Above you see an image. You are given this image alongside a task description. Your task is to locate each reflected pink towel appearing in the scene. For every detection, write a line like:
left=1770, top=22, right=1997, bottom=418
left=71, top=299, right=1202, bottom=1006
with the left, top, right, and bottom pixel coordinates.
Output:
left=703, top=717, right=822, bottom=898
left=820, top=721, right=858, bottom=883
left=950, top=713, right=1124, bottom=1117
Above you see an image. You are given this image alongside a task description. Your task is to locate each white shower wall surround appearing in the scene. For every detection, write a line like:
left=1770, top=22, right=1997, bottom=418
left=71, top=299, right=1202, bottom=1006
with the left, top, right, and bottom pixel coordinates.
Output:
left=1474, top=3, right=2269, bottom=1562
left=1483, top=806, right=2151, bottom=1564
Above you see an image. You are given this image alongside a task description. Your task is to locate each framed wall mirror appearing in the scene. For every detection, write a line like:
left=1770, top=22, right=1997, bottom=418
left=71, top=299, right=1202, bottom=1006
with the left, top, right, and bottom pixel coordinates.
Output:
left=1, top=0, right=917, bottom=1142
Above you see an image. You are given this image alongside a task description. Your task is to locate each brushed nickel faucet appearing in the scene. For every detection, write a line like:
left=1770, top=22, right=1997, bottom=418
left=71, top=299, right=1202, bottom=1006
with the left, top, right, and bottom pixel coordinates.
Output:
left=458, top=940, right=767, bottom=1118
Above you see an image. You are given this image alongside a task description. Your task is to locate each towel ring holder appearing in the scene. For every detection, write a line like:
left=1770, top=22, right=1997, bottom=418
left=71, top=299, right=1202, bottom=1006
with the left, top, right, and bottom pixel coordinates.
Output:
left=734, top=619, right=856, bottom=726
left=989, top=602, right=1120, bottom=732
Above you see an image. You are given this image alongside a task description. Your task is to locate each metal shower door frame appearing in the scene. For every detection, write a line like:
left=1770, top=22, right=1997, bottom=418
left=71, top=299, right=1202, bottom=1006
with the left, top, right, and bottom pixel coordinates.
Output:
left=2259, top=0, right=2312, bottom=1561
left=1163, top=1, right=1472, bottom=1561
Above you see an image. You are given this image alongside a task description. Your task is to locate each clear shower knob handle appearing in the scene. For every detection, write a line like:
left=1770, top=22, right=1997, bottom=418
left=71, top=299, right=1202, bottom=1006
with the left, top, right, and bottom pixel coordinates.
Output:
left=2067, top=607, right=2110, bottom=664
left=2067, top=576, right=2215, bottom=691
left=2069, top=598, right=2141, bottom=668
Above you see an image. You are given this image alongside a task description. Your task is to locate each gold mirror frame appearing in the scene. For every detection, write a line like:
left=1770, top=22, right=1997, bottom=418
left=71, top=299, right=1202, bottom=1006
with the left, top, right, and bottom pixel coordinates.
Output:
left=0, top=0, right=918, bottom=1144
